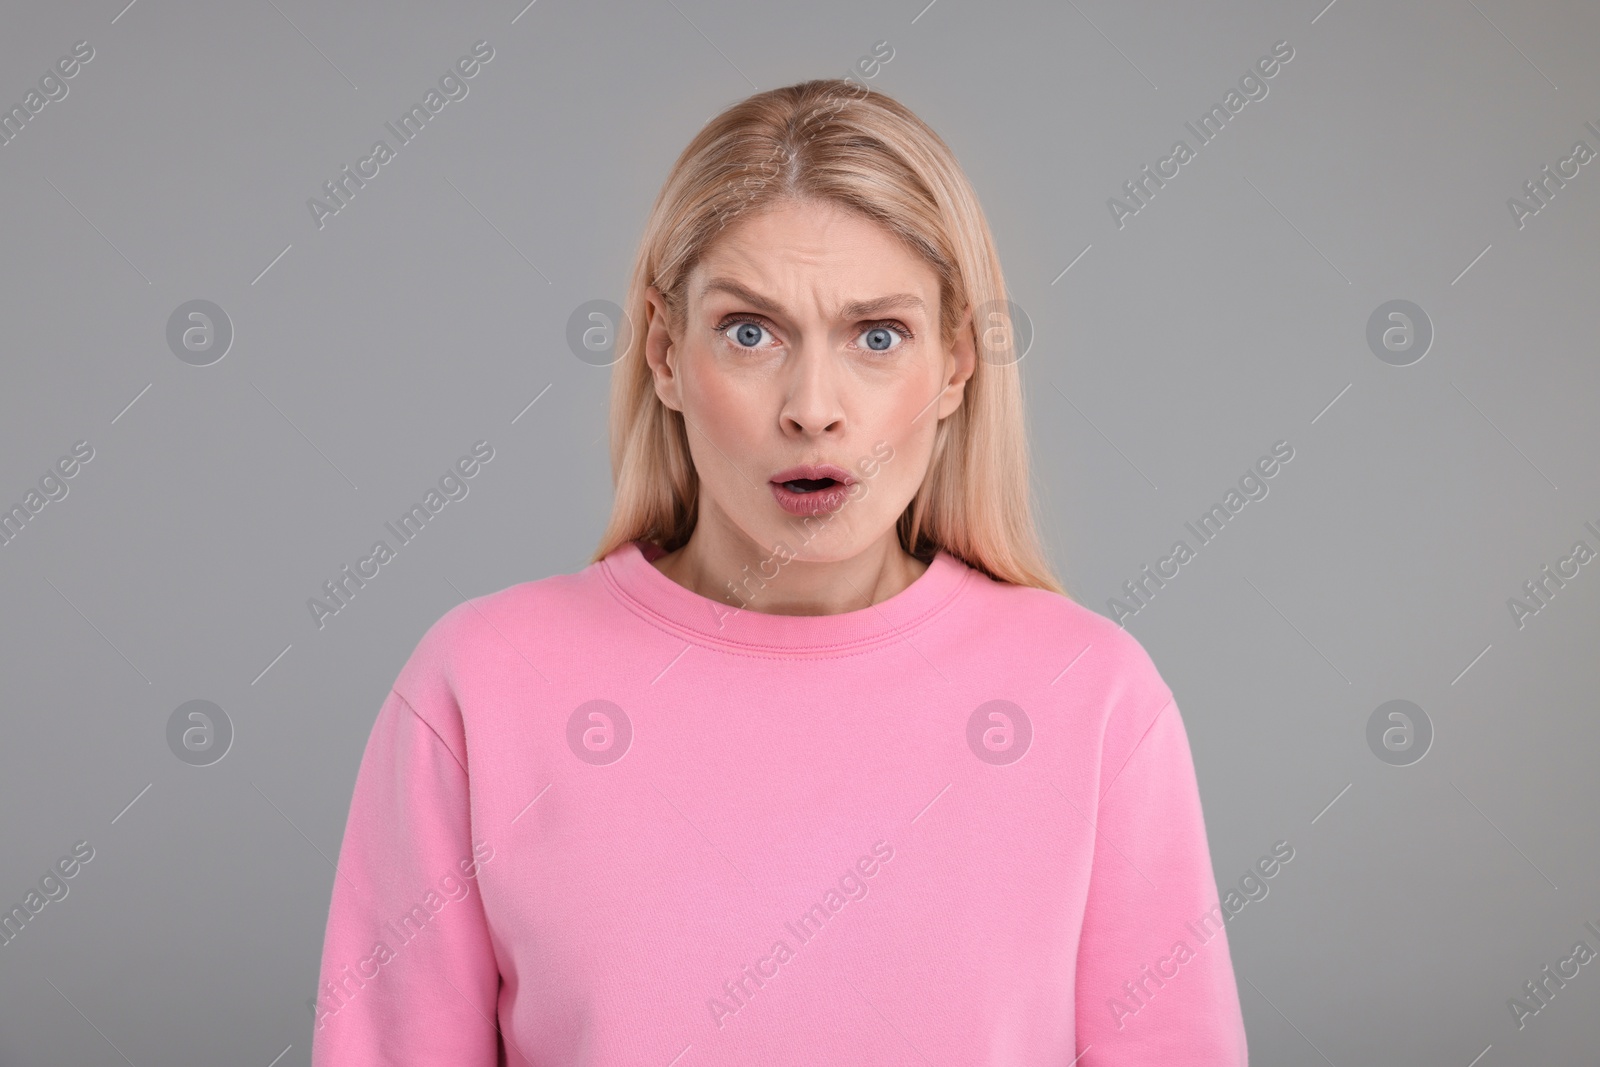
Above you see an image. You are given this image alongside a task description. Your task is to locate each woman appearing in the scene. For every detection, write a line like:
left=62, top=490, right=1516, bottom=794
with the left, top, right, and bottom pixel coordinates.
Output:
left=311, top=78, right=1247, bottom=1065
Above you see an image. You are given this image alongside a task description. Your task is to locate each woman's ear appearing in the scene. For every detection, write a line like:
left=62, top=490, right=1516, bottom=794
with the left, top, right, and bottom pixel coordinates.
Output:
left=643, top=285, right=682, bottom=412
left=939, top=302, right=977, bottom=419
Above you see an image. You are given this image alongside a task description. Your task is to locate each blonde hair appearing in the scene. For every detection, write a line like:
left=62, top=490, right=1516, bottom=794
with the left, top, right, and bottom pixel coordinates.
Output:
left=591, top=78, right=1064, bottom=596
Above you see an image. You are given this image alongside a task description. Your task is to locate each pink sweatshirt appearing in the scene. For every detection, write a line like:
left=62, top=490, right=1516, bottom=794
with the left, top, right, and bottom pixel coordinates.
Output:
left=310, top=539, right=1247, bottom=1065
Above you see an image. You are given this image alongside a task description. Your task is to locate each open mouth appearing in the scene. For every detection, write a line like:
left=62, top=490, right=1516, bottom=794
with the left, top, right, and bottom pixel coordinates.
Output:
left=768, top=465, right=854, bottom=514
left=769, top=474, right=851, bottom=515
left=779, top=478, right=839, bottom=493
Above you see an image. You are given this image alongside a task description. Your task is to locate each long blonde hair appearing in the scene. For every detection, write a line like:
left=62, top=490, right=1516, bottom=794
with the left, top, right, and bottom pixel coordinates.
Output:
left=591, top=78, right=1064, bottom=595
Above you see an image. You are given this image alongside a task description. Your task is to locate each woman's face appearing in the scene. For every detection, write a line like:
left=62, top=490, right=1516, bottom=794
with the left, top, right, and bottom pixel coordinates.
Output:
left=644, top=197, right=975, bottom=564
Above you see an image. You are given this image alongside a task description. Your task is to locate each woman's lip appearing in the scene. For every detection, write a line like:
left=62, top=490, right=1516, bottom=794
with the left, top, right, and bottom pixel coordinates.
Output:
left=769, top=464, right=855, bottom=484
left=769, top=480, right=852, bottom=515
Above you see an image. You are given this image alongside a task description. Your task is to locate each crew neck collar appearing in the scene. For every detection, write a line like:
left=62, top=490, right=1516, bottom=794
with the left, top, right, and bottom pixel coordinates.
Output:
left=599, top=538, right=972, bottom=658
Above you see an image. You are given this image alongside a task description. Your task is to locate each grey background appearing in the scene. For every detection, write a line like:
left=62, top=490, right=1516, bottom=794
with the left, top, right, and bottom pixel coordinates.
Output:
left=2, top=0, right=1597, bottom=1063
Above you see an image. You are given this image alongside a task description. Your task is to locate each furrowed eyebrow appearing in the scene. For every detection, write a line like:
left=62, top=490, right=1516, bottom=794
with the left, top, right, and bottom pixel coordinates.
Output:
left=700, top=278, right=926, bottom=321
left=701, top=279, right=784, bottom=317
left=840, top=293, right=925, bottom=318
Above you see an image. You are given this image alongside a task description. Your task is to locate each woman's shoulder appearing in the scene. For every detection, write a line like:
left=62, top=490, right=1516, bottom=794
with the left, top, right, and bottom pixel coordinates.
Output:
left=957, top=558, right=1151, bottom=650
left=389, top=558, right=610, bottom=703
left=959, top=563, right=1172, bottom=699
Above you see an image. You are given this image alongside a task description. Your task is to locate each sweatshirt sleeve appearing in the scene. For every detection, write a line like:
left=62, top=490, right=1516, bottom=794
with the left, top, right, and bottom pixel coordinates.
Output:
left=1074, top=692, right=1248, bottom=1065
left=309, top=685, right=502, bottom=1066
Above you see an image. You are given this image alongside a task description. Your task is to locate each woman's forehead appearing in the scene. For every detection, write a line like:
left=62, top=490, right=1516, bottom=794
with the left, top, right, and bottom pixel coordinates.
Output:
left=690, top=202, right=939, bottom=312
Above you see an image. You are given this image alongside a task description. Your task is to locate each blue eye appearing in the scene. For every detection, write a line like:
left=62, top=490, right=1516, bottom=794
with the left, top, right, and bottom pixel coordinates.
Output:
left=726, top=321, right=766, bottom=348
left=859, top=325, right=903, bottom=352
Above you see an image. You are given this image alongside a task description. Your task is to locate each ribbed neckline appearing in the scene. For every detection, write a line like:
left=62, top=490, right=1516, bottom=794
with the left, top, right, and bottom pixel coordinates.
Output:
left=598, top=538, right=972, bottom=658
